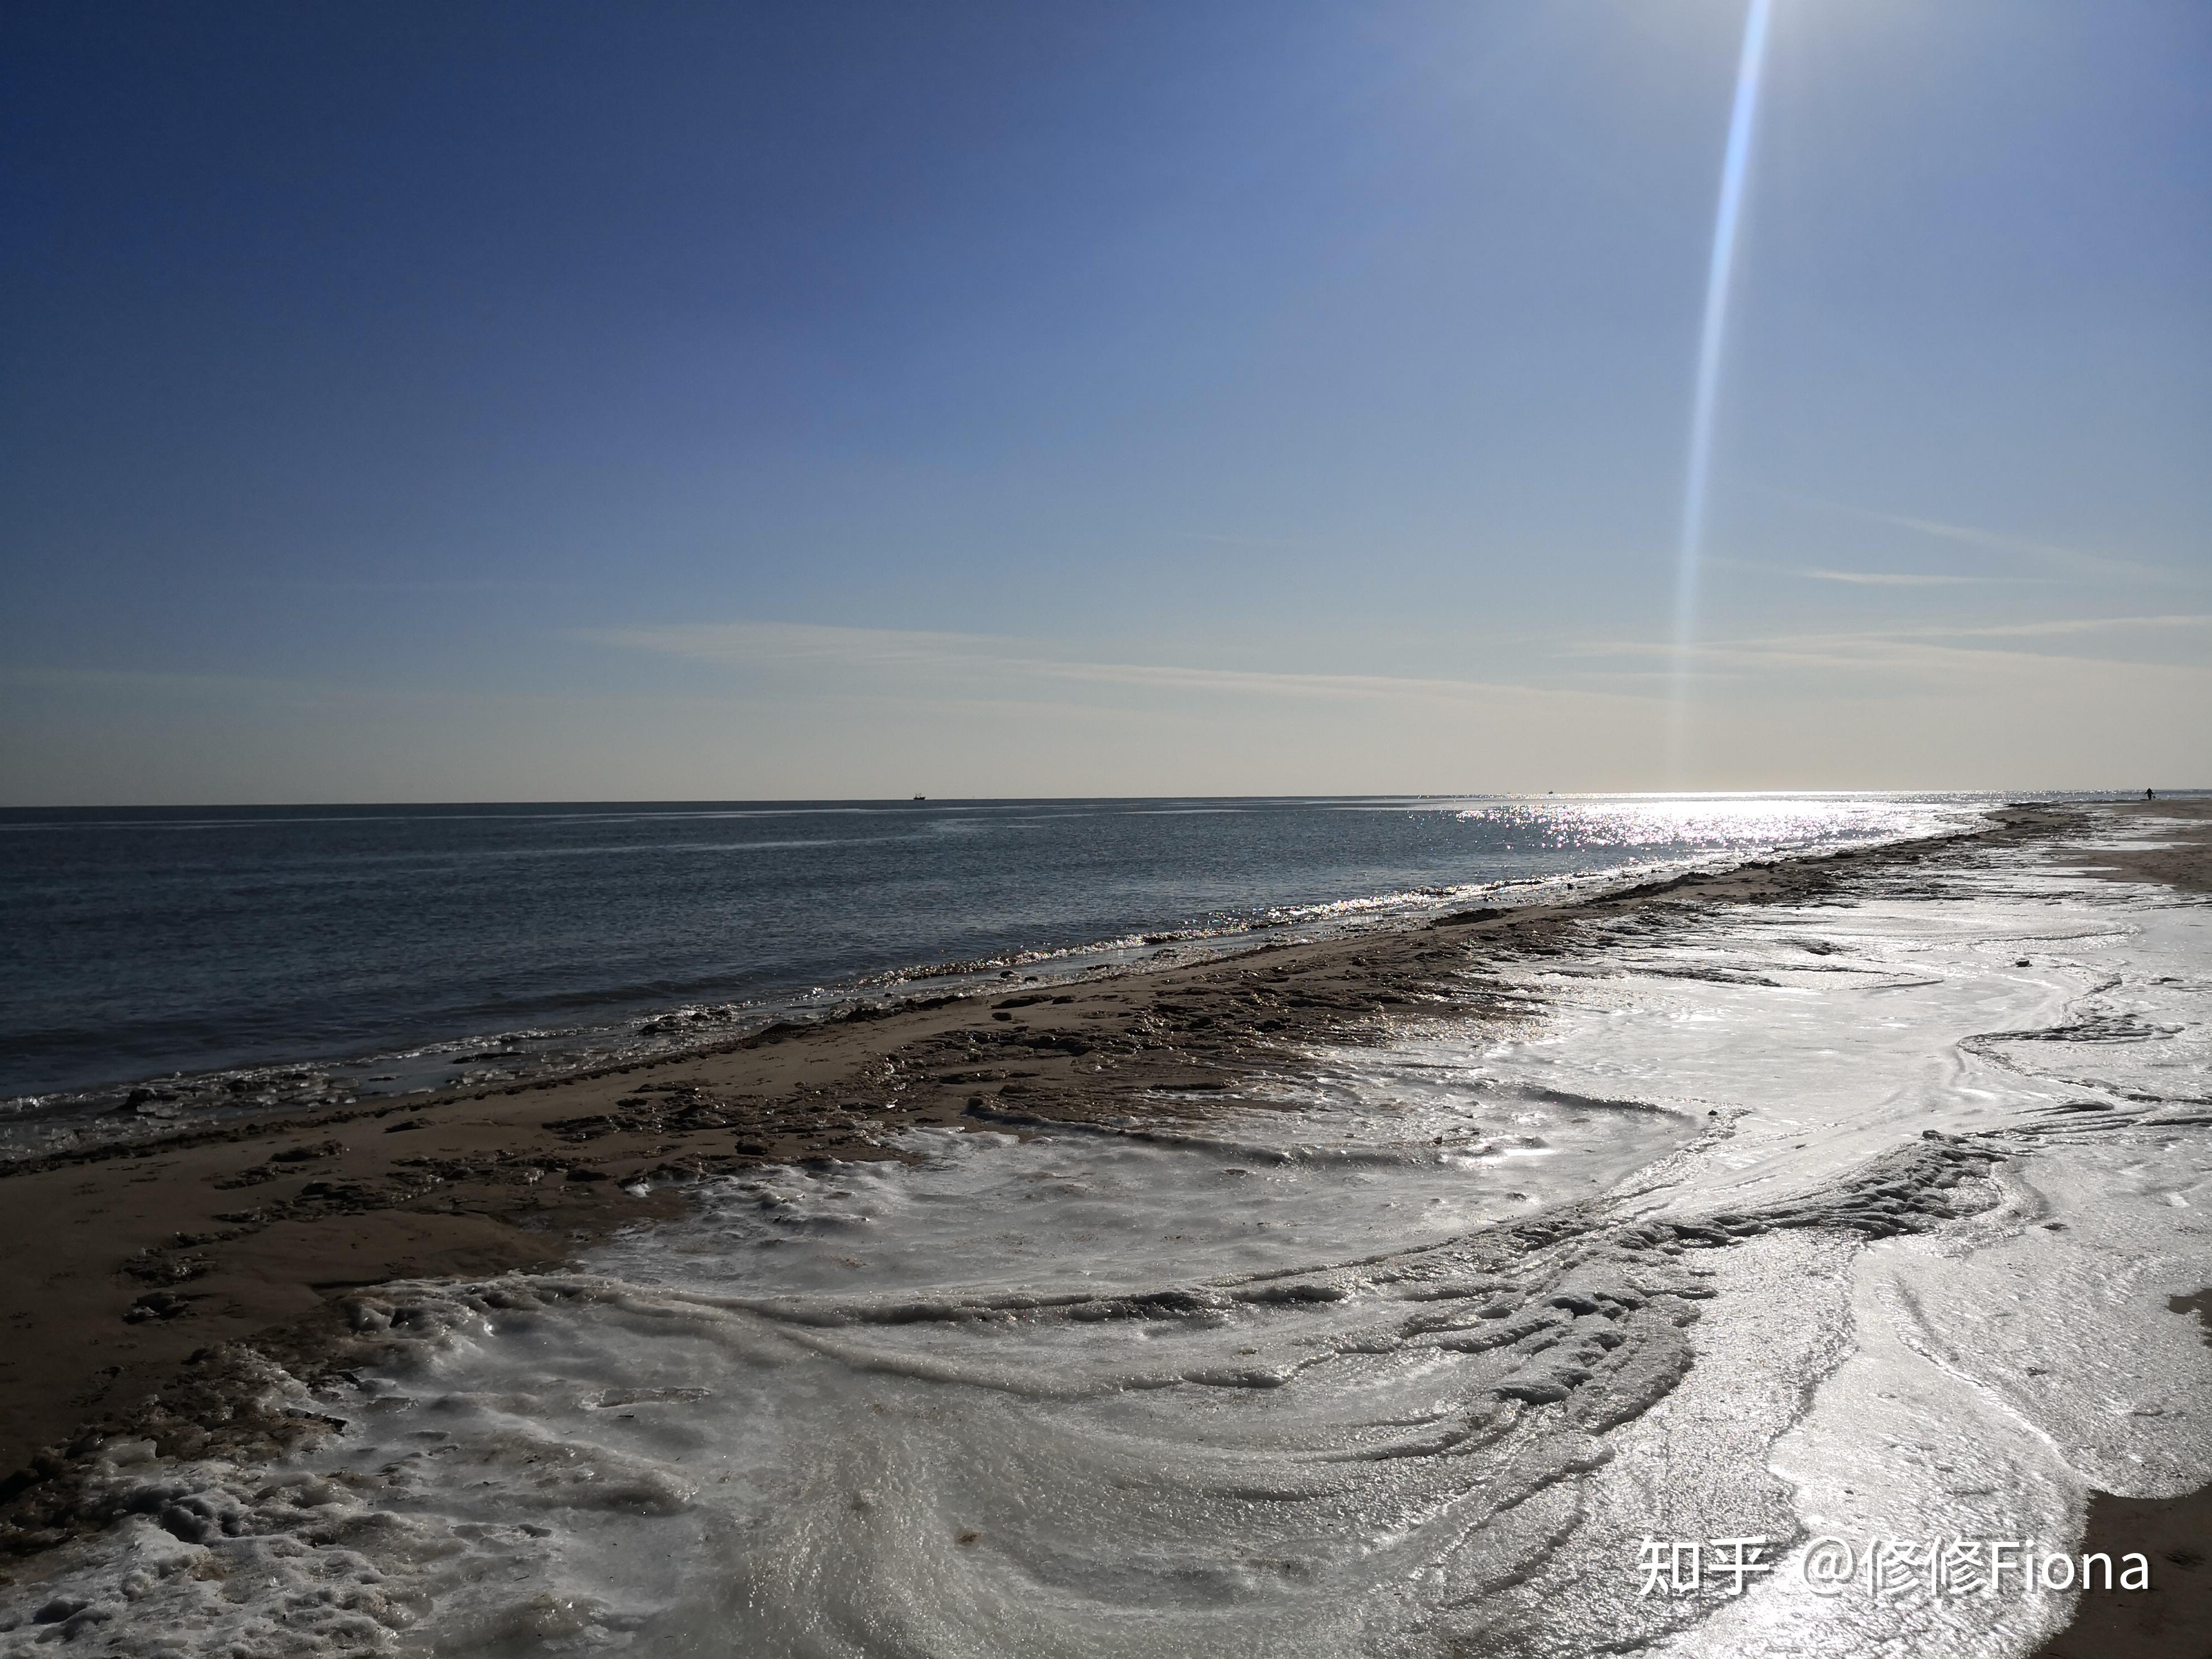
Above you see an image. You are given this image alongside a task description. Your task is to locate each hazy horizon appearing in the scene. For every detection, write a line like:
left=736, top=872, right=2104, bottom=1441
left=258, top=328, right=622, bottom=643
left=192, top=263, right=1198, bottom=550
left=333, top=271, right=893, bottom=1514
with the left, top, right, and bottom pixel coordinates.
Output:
left=3, top=787, right=2196, bottom=814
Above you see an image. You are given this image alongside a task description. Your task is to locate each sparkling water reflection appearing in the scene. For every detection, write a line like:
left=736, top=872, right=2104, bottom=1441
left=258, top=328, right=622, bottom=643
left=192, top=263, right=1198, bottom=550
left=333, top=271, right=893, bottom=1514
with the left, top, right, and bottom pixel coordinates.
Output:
left=2, top=793, right=2006, bottom=1099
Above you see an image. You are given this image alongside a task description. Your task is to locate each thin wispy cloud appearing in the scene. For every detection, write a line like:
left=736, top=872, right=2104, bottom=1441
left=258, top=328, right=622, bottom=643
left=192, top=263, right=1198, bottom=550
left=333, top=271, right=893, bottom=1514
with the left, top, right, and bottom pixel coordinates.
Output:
left=1755, top=489, right=2191, bottom=584
left=585, top=620, right=1648, bottom=711
left=601, top=615, right=2212, bottom=715
left=1801, top=569, right=2002, bottom=588
left=1935, top=613, right=2212, bottom=640
left=1573, top=613, right=2212, bottom=676
left=1869, top=511, right=2169, bottom=580
left=1702, top=555, right=2032, bottom=588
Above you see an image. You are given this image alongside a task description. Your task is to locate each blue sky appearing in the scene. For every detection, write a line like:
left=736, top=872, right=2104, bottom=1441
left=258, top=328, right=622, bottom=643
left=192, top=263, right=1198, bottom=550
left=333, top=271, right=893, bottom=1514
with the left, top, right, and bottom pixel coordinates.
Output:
left=4, top=0, right=2206, bottom=802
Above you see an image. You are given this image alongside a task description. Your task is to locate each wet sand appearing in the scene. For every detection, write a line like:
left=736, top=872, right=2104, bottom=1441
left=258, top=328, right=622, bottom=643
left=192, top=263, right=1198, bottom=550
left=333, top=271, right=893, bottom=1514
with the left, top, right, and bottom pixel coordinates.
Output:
left=2029, top=1481, right=2212, bottom=1659
left=2064, top=797, right=2212, bottom=896
left=1, top=800, right=2203, bottom=1639
left=2030, top=1284, right=2212, bottom=1659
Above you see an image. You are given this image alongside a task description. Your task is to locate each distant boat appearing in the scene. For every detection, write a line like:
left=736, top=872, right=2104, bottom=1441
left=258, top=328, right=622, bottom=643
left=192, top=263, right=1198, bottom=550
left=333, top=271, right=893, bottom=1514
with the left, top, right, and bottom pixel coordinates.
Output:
left=913, top=794, right=926, bottom=801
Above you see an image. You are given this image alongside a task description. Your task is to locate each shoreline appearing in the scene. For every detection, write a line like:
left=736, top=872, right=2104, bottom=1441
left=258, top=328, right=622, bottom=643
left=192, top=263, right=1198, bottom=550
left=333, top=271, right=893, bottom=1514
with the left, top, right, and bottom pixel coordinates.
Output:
left=2, top=799, right=2206, bottom=1655
left=0, top=806, right=2068, bottom=1526
left=0, top=809, right=1997, bottom=1149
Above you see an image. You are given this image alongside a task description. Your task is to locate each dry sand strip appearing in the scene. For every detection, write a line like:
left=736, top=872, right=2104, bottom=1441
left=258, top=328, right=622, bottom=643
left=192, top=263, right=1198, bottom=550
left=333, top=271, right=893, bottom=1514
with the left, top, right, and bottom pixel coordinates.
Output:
left=1, top=803, right=2202, bottom=1609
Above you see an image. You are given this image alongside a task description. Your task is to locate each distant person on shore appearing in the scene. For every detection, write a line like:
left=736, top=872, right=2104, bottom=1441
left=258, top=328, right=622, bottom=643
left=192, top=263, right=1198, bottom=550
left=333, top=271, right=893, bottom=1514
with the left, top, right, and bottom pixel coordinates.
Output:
left=2147, top=788, right=2156, bottom=800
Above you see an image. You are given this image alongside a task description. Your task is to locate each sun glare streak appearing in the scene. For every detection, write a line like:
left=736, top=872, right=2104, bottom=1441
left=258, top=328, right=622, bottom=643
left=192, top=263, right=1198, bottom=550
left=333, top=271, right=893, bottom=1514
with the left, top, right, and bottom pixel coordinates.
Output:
left=1668, top=0, right=1774, bottom=783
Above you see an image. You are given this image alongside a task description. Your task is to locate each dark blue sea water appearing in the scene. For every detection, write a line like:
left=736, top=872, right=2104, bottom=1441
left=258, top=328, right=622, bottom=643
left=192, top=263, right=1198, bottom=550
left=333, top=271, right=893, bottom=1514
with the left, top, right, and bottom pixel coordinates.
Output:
left=0, top=794, right=2009, bottom=1105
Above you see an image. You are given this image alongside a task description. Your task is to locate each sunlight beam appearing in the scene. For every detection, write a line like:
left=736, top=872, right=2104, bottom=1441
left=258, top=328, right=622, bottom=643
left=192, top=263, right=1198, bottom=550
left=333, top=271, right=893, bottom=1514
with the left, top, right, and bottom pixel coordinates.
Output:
left=1669, top=0, right=1774, bottom=784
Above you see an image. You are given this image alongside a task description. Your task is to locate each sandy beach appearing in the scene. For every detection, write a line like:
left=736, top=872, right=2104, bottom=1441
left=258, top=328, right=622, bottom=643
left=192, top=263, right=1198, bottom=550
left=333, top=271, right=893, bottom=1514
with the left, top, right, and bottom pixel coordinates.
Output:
left=11, top=1, right=2205, bottom=1650
left=0, top=812, right=2067, bottom=1488
left=1, top=799, right=2205, bottom=1656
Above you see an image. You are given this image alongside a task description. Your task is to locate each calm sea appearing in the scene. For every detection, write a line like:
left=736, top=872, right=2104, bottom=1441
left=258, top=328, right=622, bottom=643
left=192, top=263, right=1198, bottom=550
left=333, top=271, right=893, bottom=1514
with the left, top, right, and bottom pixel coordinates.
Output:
left=0, top=793, right=2016, bottom=1103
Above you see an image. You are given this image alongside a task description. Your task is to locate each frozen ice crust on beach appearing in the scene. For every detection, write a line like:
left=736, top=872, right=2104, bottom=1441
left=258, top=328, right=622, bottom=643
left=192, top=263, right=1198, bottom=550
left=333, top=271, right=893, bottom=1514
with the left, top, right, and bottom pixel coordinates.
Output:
left=4, top=814, right=2206, bottom=1657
